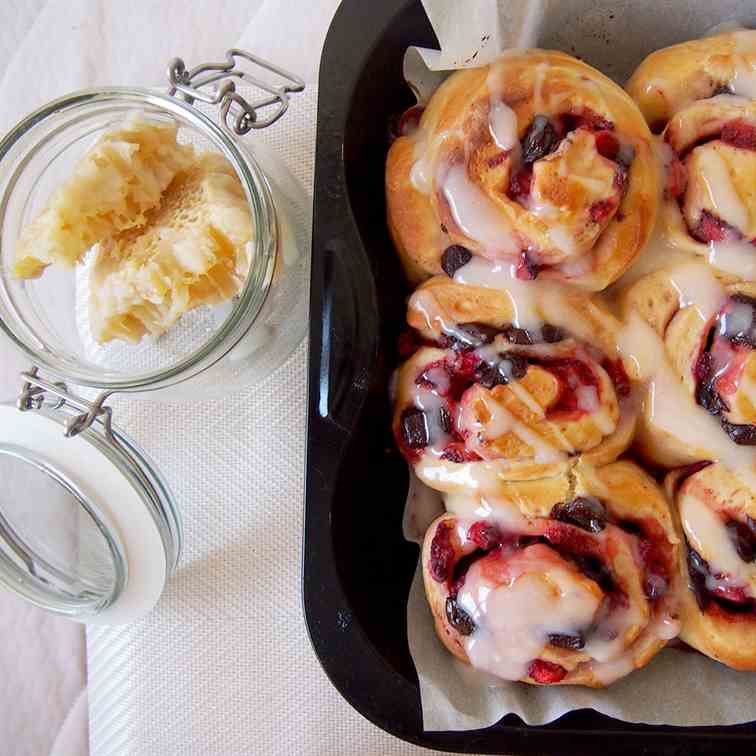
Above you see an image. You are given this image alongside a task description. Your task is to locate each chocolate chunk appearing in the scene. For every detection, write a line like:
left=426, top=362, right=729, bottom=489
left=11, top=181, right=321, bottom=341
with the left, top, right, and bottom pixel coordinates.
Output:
left=445, top=596, right=476, bottom=635
left=725, top=517, right=756, bottom=563
left=686, top=547, right=711, bottom=610
left=548, top=632, right=585, bottom=650
left=522, top=115, right=560, bottom=163
left=551, top=497, right=607, bottom=534
left=695, top=371, right=728, bottom=417
left=400, top=408, right=429, bottom=448
left=451, top=322, right=500, bottom=350
left=441, top=245, right=473, bottom=277
left=476, top=361, right=508, bottom=389
left=541, top=324, right=566, bottom=343
left=476, top=354, right=529, bottom=388
left=712, top=83, right=733, bottom=96
left=503, top=325, right=536, bottom=345
left=721, top=420, right=756, bottom=446
left=503, top=353, right=529, bottom=380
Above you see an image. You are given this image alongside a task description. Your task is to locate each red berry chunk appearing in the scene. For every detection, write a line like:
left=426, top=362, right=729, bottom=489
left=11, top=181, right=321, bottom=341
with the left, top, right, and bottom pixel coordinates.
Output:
left=692, top=210, right=741, bottom=244
left=595, top=130, right=619, bottom=160
left=721, top=118, right=756, bottom=151
left=508, top=166, right=533, bottom=200
left=589, top=199, right=616, bottom=224
left=429, top=522, right=455, bottom=583
left=528, top=659, right=567, bottom=684
left=541, top=358, right=599, bottom=416
left=467, top=521, right=503, bottom=550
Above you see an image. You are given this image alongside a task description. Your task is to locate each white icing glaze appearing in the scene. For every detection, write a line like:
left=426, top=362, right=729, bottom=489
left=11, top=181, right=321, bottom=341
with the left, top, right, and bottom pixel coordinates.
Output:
left=415, top=386, right=452, bottom=453
left=457, top=385, right=568, bottom=463
left=454, top=257, right=564, bottom=331
left=410, top=131, right=432, bottom=194
left=442, top=165, right=520, bottom=255
left=681, top=493, right=756, bottom=593
left=410, top=288, right=486, bottom=344
left=730, top=59, right=756, bottom=99
left=532, top=63, right=549, bottom=113
left=667, top=262, right=726, bottom=323
left=708, top=240, right=756, bottom=280
left=693, top=147, right=749, bottom=231
left=725, top=301, right=755, bottom=337
left=489, top=101, right=520, bottom=152
left=617, top=310, right=756, bottom=490
left=457, top=550, right=602, bottom=681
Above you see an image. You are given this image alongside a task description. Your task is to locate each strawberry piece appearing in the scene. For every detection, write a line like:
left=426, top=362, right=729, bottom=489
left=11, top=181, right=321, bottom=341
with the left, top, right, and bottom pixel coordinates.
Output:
left=528, top=659, right=567, bottom=684
left=692, top=210, right=741, bottom=244
left=721, top=118, right=756, bottom=151
left=429, top=522, right=455, bottom=583
left=594, top=130, right=619, bottom=160
left=467, top=522, right=503, bottom=550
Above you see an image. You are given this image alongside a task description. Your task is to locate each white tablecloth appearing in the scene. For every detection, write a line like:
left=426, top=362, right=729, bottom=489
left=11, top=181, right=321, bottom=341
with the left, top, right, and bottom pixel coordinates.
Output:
left=0, top=1, right=457, bottom=754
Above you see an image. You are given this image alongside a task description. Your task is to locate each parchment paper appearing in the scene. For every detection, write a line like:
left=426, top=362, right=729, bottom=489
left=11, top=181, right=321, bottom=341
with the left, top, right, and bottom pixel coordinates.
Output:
left=403, top=0, right=756, bottom=732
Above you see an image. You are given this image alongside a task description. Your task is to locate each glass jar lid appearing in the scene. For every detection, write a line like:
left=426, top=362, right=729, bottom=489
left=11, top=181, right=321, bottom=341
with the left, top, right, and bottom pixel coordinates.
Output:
left=0, top=378, right=182, bottom=624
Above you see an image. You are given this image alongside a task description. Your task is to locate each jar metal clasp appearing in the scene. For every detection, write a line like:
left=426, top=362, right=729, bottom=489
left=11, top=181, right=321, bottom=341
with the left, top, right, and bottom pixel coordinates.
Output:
left=167, top=48, right=305, bottom=136
left=18, top=367, right=114, bottom=439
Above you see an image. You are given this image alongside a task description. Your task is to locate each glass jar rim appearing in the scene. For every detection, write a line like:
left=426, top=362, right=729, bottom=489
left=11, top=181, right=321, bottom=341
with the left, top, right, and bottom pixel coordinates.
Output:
left=0, top=86, right=278, bottom=392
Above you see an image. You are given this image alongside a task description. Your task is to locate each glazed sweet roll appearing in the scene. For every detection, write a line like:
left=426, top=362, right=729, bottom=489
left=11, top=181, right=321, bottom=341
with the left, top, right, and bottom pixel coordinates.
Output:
left=626, top=30, right=756, bottom=133
left=656, top=96, right=756, bottom=280
left=666, top=463, right=756, bottom=670
left=622, top=267, right=756, bottom=467
left=422, top=461, right=680, bottom=686
left=386, top=49, right=658, bottom=290
left=393, top=277, right=636, bottom=493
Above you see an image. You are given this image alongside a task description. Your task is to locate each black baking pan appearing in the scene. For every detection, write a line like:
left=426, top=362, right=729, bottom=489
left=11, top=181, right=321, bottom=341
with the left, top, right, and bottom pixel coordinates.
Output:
left=303, top=1, right=756, bottom=752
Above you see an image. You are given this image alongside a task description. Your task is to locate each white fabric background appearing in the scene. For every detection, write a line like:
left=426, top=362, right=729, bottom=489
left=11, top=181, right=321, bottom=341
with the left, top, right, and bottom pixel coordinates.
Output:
left=0, top=1, right=467, bottom=754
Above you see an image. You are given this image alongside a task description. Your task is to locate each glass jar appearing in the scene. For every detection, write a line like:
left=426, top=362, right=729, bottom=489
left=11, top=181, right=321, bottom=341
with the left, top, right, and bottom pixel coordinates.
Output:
left=0, top=50, right=309, bottom=622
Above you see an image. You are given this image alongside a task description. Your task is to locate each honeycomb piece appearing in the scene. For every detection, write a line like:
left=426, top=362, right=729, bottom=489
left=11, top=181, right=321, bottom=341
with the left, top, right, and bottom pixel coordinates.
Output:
left=14, top=115, right=195, bottom=279
left=89, top=153, right=254, bottom=344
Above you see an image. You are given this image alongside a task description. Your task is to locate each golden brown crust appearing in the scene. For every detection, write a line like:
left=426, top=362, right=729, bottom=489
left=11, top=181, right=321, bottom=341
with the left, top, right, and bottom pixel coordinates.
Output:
left=386, top=49, right=658, bottom=290
left=654, top=97, right=756, bottom=279
left=666, top=464, right=756, bottom=671
left=626, top=30, right=756, bottom=131
left=396, top=278, right=637, bottom=492
left=422, top=461, right=680, bottom=686
left=622, top=273, right=756, bottom=467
